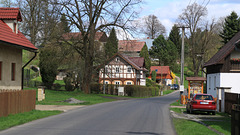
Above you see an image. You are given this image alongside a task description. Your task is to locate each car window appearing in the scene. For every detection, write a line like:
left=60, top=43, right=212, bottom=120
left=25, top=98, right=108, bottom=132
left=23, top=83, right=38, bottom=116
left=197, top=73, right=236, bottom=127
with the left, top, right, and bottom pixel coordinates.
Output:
left=195, top=95, right=213, bottom=100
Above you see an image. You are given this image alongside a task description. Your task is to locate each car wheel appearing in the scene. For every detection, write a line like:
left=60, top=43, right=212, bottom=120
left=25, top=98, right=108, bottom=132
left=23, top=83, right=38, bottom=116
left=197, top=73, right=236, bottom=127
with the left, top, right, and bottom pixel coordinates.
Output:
left=207, top=112, right=210, bottom=115
left=212, top=111, right=216, bottom=115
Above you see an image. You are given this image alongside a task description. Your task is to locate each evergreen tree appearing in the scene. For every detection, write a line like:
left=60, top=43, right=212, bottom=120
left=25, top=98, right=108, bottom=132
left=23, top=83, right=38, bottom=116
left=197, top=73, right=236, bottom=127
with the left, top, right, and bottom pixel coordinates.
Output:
left=220, top=11, right=240, bottom=44
left=60, top=13, right=71, bottom=33
left=151, top=70, right=156, bottom=82
left=140, top=44, right=151, bottom=71
left=149, top=35, right=167, bottom=65
left=104, top=28, right=118, bottom=58
left=169, top=24, right=181, bottom=59
left=39, top=47, right=59, bottom=89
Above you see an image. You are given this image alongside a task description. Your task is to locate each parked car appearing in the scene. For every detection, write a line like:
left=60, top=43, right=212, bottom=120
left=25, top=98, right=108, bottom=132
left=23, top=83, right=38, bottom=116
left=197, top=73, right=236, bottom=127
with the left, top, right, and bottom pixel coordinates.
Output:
left=173, top=84, right=179, bottom=90
left=186, top=94, right=216, bottom=115
left=168, top=84, right=174, bottom=90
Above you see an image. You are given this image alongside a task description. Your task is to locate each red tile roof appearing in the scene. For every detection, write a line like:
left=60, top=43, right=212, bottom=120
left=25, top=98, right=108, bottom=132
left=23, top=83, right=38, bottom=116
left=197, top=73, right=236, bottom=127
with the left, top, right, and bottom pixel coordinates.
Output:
left=0, top=8, right=37, bottom=52
left=0, top=8, right=22, bottom=21
left=204, top=31, right=240, bottom=67
left=62, top=32, right=107, bottom=42
left=150, top=66, right=171, bottom=74
left=118, top=40, right=145, bottom=52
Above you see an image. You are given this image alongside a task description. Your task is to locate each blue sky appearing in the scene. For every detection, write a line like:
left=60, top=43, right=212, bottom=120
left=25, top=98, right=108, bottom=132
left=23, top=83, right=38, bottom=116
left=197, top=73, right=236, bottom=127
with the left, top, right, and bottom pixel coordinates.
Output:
left=136, top=0, right=240, bottom=36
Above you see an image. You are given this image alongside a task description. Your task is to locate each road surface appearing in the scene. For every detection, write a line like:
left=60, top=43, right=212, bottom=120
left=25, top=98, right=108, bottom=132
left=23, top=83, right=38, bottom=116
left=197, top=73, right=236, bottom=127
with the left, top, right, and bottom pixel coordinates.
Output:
left=0, top=91, right=179, bottom=135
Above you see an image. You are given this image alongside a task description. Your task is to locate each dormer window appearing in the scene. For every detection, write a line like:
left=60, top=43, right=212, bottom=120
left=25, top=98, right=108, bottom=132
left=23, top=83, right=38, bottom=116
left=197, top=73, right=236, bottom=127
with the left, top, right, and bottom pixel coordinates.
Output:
left=116, top=57, right=120, bottom=62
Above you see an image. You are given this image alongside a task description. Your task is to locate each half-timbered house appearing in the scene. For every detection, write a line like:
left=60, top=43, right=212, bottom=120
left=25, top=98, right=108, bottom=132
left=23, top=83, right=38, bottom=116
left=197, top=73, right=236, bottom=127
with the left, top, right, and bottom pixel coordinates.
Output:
left=204, top=31, right=240, bottom=98
left=99, top=53, right=147, bottom=86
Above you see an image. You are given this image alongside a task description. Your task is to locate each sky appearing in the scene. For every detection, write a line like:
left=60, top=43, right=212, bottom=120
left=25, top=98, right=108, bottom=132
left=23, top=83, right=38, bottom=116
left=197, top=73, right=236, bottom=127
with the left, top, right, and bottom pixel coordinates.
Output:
left=136, top=0, right=240, bottom=37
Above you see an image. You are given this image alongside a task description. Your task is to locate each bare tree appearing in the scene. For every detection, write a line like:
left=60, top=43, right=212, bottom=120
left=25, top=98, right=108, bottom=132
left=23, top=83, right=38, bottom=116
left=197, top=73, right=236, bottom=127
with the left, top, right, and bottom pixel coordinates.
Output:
left=58, top=0, right=141, bottom=93
left=142, top=15, right=166, bottom=39
left=178, top=2, right=220, bottom=76
left=17, top=0, right=60, bottom=46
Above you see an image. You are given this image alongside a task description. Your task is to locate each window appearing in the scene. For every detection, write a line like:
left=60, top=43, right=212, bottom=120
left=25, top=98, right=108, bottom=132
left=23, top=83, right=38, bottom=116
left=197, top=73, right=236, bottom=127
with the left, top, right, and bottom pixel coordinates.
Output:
left=105, top=67, right=108, bottom=73
left=116, top=67, right=120, bottom=73
left=127, top=66, right=131, bottom=73
left=126, top=82, right=132, bottom=85
left=105, top=81, right=108, bottom=84
left=116, top=57, right=120, bottom=62
left=0, top=61, right=2, bottom=80
left=11, top=63, right=16, bottom=81
left=231, top=61, right=240, bottom=70
left=115, top=81, right=120, bottom=87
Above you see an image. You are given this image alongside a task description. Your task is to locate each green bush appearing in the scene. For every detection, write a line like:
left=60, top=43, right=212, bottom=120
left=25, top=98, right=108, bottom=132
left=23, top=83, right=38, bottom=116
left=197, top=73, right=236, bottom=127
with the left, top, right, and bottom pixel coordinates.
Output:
left=53, top=83, right=62, bottom=90
left=63, top=77, right=75, bottom=91
left=125, top=85, right=158, bottom=97
left=90, top=83, right=101, bottom=94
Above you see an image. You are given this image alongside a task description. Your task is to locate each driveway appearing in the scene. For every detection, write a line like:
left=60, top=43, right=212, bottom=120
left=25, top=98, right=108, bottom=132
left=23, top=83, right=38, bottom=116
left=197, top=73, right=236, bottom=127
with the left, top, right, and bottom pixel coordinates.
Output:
left=0, top=91, right=179, bottom=135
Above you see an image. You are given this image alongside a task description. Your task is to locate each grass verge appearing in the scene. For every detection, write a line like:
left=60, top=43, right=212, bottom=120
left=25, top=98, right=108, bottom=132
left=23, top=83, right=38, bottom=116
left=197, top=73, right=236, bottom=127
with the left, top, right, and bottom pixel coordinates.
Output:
left=170, top=101, right=231, bottom=135
left=163, top=90, right=175, bottom=95
left=0, top=110, right=62, bottom=131
left=173, top=118, right=218, bottom=135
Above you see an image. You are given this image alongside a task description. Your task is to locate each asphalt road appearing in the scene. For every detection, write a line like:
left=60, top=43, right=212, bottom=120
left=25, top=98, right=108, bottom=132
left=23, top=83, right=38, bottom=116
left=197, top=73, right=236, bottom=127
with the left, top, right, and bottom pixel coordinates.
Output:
left=0, top=91, right=179, bottom=135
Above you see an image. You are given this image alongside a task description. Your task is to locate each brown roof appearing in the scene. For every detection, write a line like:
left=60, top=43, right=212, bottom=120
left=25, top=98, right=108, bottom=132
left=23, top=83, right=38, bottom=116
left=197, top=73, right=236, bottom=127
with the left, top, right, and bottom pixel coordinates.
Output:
left=128, top=57, right=145, bottom=68
left=97, top=52, right=147, bottom=71
left=186, top=77, right=206, bottom=81
left=118, top=40, right=145, bottom=52
left=62, top=32, right=107, bottom=42
left=204, top=31, right=240, bottom=67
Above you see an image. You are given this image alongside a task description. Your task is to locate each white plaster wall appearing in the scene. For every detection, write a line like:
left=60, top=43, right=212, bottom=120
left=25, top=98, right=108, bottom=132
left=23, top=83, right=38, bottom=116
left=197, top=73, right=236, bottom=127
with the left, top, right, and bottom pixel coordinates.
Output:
left=207, top=73, right=240, bottom=98
left=0, top=45, right=22, bottom=90
left=3, top=20, right=18, bottom=33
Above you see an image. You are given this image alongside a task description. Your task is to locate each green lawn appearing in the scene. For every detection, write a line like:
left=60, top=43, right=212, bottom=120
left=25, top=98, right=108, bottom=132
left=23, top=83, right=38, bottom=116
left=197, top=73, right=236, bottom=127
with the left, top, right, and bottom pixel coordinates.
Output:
left=0, top=110, right=62, bottom=130
left=170, top=101, right=231, bottom=135
left=163, top=90, right=175, bottom=95
left=173, top=118, right=218, bottom=135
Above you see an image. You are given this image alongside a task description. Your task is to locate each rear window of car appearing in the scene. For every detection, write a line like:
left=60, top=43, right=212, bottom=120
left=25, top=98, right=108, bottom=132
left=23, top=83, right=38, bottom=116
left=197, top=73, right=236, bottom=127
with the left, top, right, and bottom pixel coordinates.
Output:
left=195, top=95, right=213, bottom=100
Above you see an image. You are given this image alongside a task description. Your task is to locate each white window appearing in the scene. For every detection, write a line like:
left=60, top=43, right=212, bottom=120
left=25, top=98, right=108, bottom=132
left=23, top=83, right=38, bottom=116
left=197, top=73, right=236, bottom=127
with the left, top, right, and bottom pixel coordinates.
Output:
left=127, top=66, right=131, bottom=73
left=126, top=82, right=132, bottom=85
left=115, top=81, right=120, bottom=87
left=116, top=67, right=120, bottom=73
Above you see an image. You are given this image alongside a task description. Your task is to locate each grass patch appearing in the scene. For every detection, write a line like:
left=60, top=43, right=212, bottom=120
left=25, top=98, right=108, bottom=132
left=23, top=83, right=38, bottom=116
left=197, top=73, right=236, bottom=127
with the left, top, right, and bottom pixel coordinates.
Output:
left=163, top=90, right=175, bottom=95
left=170, top=108, right=185, bottom=113
left=203, top=113, right=231, bottom=135
left=170, top=100, right=183, bottom=106
left=173, top=118, right=218, bottom=135
left=35, top=89, right=116, bottom=105
left=0, top=110, right=62, bottom=130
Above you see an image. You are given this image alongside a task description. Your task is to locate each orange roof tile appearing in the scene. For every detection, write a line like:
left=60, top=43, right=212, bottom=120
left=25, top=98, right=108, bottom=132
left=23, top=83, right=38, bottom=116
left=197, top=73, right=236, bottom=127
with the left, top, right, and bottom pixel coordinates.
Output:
left=0, top=8, right=22, bottom=21
left=150, top=66, right=171, bottom=74
left=0, top=8, right=37, bottom=51
left=118, top=40, right=145, bottom=52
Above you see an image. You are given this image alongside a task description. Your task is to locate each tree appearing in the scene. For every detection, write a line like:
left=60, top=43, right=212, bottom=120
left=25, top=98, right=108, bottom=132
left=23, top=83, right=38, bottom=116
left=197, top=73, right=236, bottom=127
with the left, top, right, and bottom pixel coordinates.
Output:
left=219, top=11, right=240, bottom=44
left=169, top=24, right=181, bottom=59
left=39, top=47, right=59, bottom=89
left=104, top=28, right=118, bottom=59
left=178, top=2, right=218, bottom=76
left=60, top=13, right=71, bottom=34
left=150, top=35, right=167, bottom=66
left=151, top=71, right=156, bottom=82
left=142, top=15, right=166, bottom=39
left=59, top=0, right=141, bottom=94
left=140, top=44, right=151, bottom=72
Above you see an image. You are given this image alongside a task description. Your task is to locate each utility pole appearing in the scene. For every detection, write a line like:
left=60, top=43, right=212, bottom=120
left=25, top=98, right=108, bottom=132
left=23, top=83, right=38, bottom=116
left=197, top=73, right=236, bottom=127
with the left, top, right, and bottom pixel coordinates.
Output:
left=177, top=26, right=189, bottom=96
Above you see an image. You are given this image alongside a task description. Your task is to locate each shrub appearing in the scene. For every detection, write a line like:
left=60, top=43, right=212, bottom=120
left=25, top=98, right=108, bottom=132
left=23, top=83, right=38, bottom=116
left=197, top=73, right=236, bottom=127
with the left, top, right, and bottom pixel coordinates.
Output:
left=125, top=85, right=157, bottom=97
left=53, top=83, right=62, bottom=90
left=63, top=77, right=75, bottom=91
left=90, top=83, right=101, bottom=94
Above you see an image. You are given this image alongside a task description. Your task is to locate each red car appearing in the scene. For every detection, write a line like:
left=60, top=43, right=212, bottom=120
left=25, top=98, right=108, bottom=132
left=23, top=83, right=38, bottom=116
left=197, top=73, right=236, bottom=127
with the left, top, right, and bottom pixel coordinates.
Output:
left=186, top=94, right=216, bottom=115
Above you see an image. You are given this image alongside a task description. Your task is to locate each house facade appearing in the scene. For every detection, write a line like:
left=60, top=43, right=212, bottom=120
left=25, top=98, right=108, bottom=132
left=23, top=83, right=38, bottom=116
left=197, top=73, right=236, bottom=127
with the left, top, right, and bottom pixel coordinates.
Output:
left=148, top=66, right=173, bottom=85
left=118, top=40, right=145, bottom=57
left=0, top=8, right=38, bottom=90
left=204, top=31, right=240, bottom=98
left=99, top=53, right=147, bottom=86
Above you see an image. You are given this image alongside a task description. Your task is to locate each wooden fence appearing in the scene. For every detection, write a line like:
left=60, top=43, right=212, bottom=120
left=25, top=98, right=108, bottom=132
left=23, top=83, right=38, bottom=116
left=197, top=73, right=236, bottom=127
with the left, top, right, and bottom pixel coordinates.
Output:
left=0, top=90, right=36, bottom=117
left=225, top=92, right=240, bottom=114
